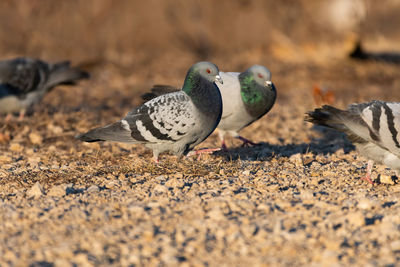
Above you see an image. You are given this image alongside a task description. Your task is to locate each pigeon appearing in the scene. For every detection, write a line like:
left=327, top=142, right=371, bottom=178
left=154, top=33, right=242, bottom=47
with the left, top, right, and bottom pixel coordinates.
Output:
left=306, top=100, right=400, bottom=184
left=216, top=65, right=276, bottom=148
left=0, top=57, right=89, bottom=119
left=140, top=65, right=277, bottom=149
left=76, top=61, right=223, bottom=162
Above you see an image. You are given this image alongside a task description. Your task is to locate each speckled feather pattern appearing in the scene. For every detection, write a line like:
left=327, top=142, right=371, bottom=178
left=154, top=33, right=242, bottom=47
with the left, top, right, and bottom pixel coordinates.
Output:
left=126, top=92, right=196, bottom=142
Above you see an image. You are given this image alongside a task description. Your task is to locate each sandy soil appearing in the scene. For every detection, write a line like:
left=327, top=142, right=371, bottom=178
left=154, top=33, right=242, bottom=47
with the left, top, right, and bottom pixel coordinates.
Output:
left=1, top=58, right=400, bottom=266
left=2, top=1, right=400, bottom=266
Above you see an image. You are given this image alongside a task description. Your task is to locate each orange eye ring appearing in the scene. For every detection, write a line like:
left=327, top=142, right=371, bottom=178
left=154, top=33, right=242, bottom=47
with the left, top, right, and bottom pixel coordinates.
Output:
left=206, top=69, right=211, bottom=74
left=258, top=73, right=263, bottom=78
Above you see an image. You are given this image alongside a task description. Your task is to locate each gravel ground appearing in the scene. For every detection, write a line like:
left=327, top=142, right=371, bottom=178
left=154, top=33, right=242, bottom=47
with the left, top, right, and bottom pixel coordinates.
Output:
left=2, top=1, right=400, bottom=266
left=1, top=58, right=400, bottom=266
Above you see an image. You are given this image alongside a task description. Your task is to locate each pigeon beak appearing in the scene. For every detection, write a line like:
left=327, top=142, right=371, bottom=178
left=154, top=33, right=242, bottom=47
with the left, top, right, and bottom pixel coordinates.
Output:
left=265, top=80, right=272, bottom=87
left=215, top=75, right=223, bottom=84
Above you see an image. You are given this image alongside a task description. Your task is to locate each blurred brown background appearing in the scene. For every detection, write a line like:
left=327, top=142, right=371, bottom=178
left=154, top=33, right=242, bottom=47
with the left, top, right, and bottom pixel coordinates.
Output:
left=1, top=0, right=399, bottom=64
left=1, top=0, right=400, bottom=109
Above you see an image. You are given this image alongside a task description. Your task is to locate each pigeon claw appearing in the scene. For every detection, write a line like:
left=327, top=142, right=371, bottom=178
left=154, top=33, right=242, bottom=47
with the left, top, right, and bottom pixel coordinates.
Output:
left=237, top=136, right=258, bottom=147
left=221, top=140, right=228, bottom=151
left=361, top=174, right=375, bottom=185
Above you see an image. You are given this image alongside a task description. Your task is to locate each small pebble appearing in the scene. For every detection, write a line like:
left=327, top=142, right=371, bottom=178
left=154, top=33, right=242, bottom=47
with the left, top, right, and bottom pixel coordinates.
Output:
left=9, top=143, right=23, bottom=152
left=28, top=132, right=42, bottom=145
left=242, top=170, right=250, bottom=176
left=154, top=184, right=168, bottom=194
left=26, top=182, right=45, bottom=199
left=155, top=175, right=166, bottom=181
left=390, top=240, right=400, bottom=251
left=357, top=198, right=372, bottom=210
left=346, top=212, right=365, bottom=227
left=87, top=185, right=100, bottom=193
left=47, top=184, right=67, bottom=197
left=380, top=174, right=395, bottom=185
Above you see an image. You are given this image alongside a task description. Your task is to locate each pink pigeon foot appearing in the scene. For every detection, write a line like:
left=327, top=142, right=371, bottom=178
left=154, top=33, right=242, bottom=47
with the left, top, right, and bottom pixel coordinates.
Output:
left=361, top=160, right=374, bottom=184
left=361, top=173, right=374, bottom=184
left=18, top=110, right=26, bottom=121
left=5, top=113, right=13, bottom=123
left=152, top=153, right=159, bottom=164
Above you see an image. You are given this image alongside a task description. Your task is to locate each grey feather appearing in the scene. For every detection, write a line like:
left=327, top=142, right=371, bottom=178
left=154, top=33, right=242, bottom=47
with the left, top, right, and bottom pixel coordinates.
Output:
left=140, top=85, right=180, bottom=103
left=77, top=121, right=134, bottom=143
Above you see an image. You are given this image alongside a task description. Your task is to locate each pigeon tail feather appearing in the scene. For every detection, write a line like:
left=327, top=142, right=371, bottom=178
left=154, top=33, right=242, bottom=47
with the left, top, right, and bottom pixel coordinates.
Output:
left=47, top=61, right=89, bottom=88
left=305, top=105, right=351, bottom=131
left=76, top=121, right=134, bottom=143
left=306, top=105, right=370, bottom=143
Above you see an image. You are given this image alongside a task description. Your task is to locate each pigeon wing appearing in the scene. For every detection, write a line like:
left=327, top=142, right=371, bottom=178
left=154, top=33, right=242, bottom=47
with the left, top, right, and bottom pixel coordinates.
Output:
left=354, top=101, right=400, bottom=156
left=0, top=58, right=49, bottom=95
left=140, top=85, right=180, bottom=104
left=126, top=91, right=195, bottom=143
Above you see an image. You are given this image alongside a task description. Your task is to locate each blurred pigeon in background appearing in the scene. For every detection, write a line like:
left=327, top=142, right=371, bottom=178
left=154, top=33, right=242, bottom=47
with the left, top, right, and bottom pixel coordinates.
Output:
left=141, top=65, right=277, bottom=149
left=77, top=61, right=223, bottom=162
left=349, top=40, right=400, bottom=64
left=0, top=57, right=89, bottom=120
left=306, top=100, right=400, bottom=184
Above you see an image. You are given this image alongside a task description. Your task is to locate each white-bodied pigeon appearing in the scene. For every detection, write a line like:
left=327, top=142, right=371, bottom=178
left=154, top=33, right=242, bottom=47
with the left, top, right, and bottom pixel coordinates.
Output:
left=306, top=100, right=400, bottom=184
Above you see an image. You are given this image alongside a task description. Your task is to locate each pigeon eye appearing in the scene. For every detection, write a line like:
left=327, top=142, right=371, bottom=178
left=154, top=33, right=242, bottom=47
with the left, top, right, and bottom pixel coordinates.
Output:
left=206, top=69, right=211, bottom=74
left=258, top=73, right=263, bottom=78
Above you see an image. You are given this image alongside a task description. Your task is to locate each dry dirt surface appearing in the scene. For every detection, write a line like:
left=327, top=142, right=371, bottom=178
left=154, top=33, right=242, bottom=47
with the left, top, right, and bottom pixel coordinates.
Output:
left=2, top=59, right=400, bottom=266
left=2, top=1, right=400, bottom=266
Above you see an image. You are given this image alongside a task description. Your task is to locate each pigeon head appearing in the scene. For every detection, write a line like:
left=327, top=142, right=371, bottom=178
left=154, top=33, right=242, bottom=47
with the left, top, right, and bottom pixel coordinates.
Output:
left=181, top=61, right=223, bottom=121
left=247, top=65, right=272, bottom=88
left=182, top=62, right=222, bottom=93
left=238, top=65, right=277, bottom=117
left=194, top=61, right=222, bottom=83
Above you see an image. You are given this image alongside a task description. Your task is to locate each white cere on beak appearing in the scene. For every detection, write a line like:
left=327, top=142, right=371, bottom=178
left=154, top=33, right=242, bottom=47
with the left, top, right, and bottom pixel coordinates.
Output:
left=216, top=75, right=223, bottom=84
left=265, top=80, right=272, bottom=86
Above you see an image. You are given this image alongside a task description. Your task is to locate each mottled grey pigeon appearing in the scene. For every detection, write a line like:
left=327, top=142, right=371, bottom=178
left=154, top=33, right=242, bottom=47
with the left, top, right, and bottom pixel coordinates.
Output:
left=0, top=57, right=89, bottom=119
left=141, top=65, right=277, bottom=149
left=77, top=61, right=223, bottom=162
left=306, top=100, right=400, bottom=184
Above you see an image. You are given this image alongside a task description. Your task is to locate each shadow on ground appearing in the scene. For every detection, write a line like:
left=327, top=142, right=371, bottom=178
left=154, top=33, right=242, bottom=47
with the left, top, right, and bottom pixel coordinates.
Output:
left=216, top=127, right=355, bottom=161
